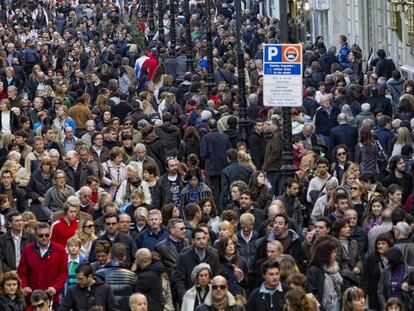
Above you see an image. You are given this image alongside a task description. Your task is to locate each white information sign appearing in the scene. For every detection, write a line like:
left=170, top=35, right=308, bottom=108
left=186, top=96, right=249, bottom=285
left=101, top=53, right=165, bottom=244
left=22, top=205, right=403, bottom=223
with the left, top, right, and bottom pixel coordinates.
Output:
left=263, top=44, right=303, bottom=107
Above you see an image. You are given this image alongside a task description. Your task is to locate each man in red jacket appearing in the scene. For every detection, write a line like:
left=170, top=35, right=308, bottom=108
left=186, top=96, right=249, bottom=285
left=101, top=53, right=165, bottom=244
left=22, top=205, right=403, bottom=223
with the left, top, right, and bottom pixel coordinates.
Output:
left=18, top=222, right=68, bottom=304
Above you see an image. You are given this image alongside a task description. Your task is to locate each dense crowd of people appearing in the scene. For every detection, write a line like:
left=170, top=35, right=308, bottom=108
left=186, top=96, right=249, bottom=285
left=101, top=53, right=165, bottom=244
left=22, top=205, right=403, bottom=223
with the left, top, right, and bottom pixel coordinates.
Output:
left=0, top=0, right=413, bottom=311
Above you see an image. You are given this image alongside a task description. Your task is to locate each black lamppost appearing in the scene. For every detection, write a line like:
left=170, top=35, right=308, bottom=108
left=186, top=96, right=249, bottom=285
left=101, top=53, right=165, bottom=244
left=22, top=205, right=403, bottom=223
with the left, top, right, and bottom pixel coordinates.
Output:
left=158, top=0, right=165, bottom=44
left=169, top=0, right=177, bottom=55
left=205, top=0, right=215, bottom=95
left=234, top=0, right=249, bottom=142
left=184, top=0, right=194, bottom=72
left=148, top=0, right=156, bottom=40
left=279, top=0, right=295, bottom=179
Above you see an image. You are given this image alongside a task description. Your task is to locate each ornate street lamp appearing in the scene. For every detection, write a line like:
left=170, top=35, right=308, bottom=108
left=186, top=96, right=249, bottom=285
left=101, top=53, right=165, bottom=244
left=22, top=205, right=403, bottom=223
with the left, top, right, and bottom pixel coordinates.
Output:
left=205, top=0, right=215, bottom=95
left=184, top=0, right=194, bottom=71
left=234, top=0, right=249, bottom=142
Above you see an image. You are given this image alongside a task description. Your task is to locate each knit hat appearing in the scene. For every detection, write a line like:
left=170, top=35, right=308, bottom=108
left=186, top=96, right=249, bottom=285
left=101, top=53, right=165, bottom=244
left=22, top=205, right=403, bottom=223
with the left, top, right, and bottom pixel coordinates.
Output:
left=191, top=263, right=212, bottom=283
left=201, top=110, right=212, bottom=121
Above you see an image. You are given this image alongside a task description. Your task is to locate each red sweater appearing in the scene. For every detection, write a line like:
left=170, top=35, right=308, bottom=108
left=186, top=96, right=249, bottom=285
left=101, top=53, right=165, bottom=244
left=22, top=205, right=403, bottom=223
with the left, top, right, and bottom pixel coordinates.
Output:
left=51, top=217, right=79, bottom=247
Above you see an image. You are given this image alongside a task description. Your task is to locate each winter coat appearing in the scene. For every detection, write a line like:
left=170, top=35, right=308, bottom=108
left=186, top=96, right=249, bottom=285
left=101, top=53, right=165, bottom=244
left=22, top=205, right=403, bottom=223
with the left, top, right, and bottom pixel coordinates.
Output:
left=195, top=291, right=244, bottom=311
left=155, top=122, right=181, bottom=157
left=26, top=170, right=54, bottom=204
left=136, top=227, right=169, bottom=251
left=175, top=247, right=221, bottom=298
left=18, top=242, right=68, bottom=302
left=134, top=260, right=165, bottom=311
left=262, top=131, right=284, bottom=172
left=101, top=160, right=128, bottom=196
left=0, top=230, right=36, bottom=272
left=236, top=231, right=259, bottom=269
left=394, top=238, right=414, bottom=266
left=115, top=179, right=152, bottom=207
left=41, top=186, right=76, bottom=218
left=220, top=161, right=252, bottom=207
left=96, top=262, right=137, bottom=311
left=220, top=257, right=249, bottom=297
left=275, top=193, right=304, bottom=231
left=155, top=237, right=190, bottom=276
left=247, top=282, right=288, bottom=311
left=248, top=131, right=266, bottom=170
left=177, top=139, right=201, bottom=163
left=377, top=264, right=414, bottom=310
left=201, top=129, right=232, bottom=176
left=152, top=173, right=185, bottom=210
left=354, top=142, right=380, bottom=175
left=314, top=106, right=340, bottom=137
left=143, top=132, right=165, bottom=176
left=0, top=110, right=20, bottom=133
left=180, top=183, right=213, bottom=211
left=0, top=294, right=25, bottom=311
left=181, top=285, right=212, bottom=311
left=361, top=252, right=386, bottom=310
left=58, top=276, right=116, bottom=311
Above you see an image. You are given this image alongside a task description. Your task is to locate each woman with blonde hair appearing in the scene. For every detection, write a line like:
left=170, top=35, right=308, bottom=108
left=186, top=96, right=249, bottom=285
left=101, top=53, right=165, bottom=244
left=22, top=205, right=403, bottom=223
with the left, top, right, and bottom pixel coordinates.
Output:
left=215, top=220, right=237, bottom=245
left=341, top=287, right=366, bottom=311
left=74, top=217, right=97, bottom=258
left=95, top=94, right=111, bottom=112
left=237, top=150, right=256, bottom=172
left=391, top=127, right=413, bottom=156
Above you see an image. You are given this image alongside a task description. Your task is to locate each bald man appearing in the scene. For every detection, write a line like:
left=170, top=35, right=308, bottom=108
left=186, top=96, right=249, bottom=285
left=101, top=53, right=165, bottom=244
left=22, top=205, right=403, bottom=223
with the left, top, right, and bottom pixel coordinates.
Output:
left=195, top=276, right=243, bottom=311
left=134, top=248, right=165, bottom=311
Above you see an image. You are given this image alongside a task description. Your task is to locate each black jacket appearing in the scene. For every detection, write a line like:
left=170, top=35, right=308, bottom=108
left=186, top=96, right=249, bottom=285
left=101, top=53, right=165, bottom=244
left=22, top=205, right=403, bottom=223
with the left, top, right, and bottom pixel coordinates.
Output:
left=220, top=162, right=253, bottom=208
left=155, top=122, right=181, bottom=157
left=155, top=237, right=189, bottom=276
left=0, top=184, right=27, bottom=213
left=175, top=247, right=221, bottom=298
left=361, top=252, right=385, bottom=310
left=0, top=230, right=36, bottom=272
left=64, top=161, right=94, bottom=191
left=307, top=265, right=326, bottom=309
left=96, top=262, right=136, bottom=311
left=134, top=260, right=165, bottom=311
left=59, top=276, right=117, bottom=311
left=247, top=283, right=288, bottom=311
left=88, top=232, right=137, bottom=268
left=314, top=106, right=340, bottom=136
left=152, top=173, right=185, bottom=210
left=143, top=133, right=165, bottom=176
left=248, top=131, right=265, bottom=170
left=0, top=294, right=25, bottom=311
left=27, top=170, right=54, bottom=204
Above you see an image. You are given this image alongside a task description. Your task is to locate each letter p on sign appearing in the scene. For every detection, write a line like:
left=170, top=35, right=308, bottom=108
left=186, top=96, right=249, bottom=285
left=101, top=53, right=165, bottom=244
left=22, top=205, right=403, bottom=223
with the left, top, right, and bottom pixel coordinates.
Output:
left=267, top=47, right=278, bottom=61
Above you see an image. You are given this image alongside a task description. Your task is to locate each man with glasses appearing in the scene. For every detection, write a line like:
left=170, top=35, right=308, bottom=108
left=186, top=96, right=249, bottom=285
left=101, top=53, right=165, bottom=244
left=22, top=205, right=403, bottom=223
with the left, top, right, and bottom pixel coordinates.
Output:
left=18, top=222, right=68, bottom=306
left=78, top=145, right=102, bottom=181
left=90, top=131, right=110, bottom=163
left=155, top=218, right=188, bottom=276
left=195, top=275, right=243, bottom=311
left=30, top=289, right=52, bottom=311
left=88, top=213, right=137, bottom=268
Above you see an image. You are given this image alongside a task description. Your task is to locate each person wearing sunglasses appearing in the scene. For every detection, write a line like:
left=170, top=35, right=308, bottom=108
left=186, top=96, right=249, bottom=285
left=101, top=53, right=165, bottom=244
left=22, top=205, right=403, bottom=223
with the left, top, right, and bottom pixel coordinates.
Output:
left=30, top=290, right=51, bottom=311
left=195, top=275, right=243, bottom=311
left=17, top=222, right=68, bottom=305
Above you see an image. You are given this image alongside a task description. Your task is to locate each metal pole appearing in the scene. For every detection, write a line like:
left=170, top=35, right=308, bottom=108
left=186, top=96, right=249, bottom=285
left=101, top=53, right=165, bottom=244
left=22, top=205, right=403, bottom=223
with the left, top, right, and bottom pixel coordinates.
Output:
left=148, top=0, right=156, bottom=40
left=235, top=0, right=248, bottom=142
left=169, top=0, right=176, bottom=55
left=158, top=0, right=165, bottom=44
left=205, top=0, right=215, bottom=95
left=184, top=0, right=194, bottom=72
left=279, top=0, right=295, bottom=179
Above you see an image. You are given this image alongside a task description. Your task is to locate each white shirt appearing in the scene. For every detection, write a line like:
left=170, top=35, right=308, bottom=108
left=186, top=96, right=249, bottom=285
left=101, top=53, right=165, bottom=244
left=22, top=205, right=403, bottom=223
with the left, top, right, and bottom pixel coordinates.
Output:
left=11, top=232, right=22, bottom=267
left=1, top=111, right=11, bottom=134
